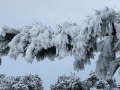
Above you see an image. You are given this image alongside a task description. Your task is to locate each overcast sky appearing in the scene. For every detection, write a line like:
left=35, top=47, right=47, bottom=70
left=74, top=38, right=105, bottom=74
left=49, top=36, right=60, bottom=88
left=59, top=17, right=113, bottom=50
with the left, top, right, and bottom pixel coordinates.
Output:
left=0, top=0, right=120, bottom=89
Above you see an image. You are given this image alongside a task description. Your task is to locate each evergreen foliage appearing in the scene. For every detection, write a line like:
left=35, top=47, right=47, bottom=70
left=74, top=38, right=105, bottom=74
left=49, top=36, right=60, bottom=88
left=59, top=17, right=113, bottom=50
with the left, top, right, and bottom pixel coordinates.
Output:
left=50, top=72, right=83, bottom=90
left=51, top=72, right=120, bottom=90
left=0, top=74, right=43, bottom=90
left=0, top=7, right=120, bottom=79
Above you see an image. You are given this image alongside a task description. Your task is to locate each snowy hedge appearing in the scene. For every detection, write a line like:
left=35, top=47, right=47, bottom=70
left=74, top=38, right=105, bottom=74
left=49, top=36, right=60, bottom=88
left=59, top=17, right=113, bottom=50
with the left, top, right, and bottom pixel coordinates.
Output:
left=51, top=72, right=120, bottom=90
left=0, top=7, right=120, bottom=79
left=0, top=74, right=43, bottom=90
left=50, top=72, right=83, bottom=90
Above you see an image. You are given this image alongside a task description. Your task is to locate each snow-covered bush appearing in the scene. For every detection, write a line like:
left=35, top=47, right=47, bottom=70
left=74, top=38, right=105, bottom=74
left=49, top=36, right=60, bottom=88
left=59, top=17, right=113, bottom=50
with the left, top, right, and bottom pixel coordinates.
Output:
left=94, top=79, right=118, bottom=90
left=1, top=7, right=120, bottom=79
left=0, top=75, right=16, bottom=90
left=82, top=71, right=99, bottom=90
left=51, top=72, right=120, bottom=90
left=95, top=80, right=108, bottom=89
left=106, top=78, right=117, bottom=89
left=12, top=74, right=43, bottom=90
left=82, top=71, right=118, bottom=90
left=0, top=74, right=43, bottom=90
left=50, top=72, right=83, bottom=90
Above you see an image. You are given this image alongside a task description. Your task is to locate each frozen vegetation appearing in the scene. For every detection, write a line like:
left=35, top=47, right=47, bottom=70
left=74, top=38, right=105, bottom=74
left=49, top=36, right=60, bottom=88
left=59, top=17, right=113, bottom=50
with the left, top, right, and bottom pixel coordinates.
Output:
left=0, top=72, right=120, bottom=90
left=51, top=71, right=120, bottom=90
left=0, top=7, right=120, bottom=80
left=0, top=74, right=43, bottom=90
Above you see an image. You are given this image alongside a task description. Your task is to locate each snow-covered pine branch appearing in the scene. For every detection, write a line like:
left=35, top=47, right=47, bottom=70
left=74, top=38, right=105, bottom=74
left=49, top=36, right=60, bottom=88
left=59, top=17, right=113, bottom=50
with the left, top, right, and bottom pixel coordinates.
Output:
left=0, top=7, right=120, bottom=79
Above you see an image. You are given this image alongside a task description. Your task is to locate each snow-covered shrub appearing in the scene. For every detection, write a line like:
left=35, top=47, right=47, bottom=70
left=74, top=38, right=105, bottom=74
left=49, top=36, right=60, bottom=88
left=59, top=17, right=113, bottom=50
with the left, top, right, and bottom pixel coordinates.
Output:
left=82, top=71, right=99, bottom=90
left=95, top=80, right=108, bottom=89
left=50, top=72, right=83, bottom=90
left=0, top=74, right=43, bottom=90
left=106, top=78, right=117, bottom=89
left=0, top=76, right=16, bottom=90
left=12, top=74, right=43, bottom=90
left=95, top=79, right=118, bottom=90
left=82, top=71, right=118, bottom=90
left=51, top=72, right=120, bottom=90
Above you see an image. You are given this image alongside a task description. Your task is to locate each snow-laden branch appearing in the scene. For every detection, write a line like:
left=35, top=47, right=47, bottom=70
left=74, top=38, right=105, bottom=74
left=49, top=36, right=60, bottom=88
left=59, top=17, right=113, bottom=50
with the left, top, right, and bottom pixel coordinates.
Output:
left=0, top=7, right=120, bottom=79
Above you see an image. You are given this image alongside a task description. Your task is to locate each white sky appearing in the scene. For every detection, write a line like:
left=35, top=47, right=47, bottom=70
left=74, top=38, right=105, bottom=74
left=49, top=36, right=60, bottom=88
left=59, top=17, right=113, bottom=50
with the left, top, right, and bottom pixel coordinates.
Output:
left=0, top=0, right=120, bottom=89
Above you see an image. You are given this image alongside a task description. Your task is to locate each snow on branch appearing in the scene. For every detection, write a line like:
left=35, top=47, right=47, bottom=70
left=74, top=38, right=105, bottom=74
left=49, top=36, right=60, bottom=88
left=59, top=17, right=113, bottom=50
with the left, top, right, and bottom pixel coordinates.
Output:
left=1, top=7, right=120, bottom=79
